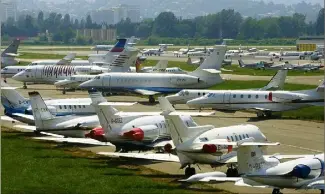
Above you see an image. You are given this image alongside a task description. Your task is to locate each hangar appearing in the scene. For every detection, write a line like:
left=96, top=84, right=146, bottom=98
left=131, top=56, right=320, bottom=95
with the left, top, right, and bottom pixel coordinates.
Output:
left=296, top=36, right=324, bottom=51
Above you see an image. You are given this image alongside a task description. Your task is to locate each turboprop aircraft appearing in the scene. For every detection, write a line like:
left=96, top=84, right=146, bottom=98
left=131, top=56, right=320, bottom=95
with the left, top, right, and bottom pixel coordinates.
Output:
left=79, top=45, right=227, bottom=103
left=1, top=39, right=21, bottom=67
left=12, top=47, right=139, bottom=90
left=166, top=69, right=288, bottom=105
left=187, top=81, right=324, bottom=118
left=182, top=144, right=324, bottom=194
left=1, top=83, right=136, bottom=116
left=238, top=59, right=274, bottom=69
left=97, top=97, right=270, bottom=177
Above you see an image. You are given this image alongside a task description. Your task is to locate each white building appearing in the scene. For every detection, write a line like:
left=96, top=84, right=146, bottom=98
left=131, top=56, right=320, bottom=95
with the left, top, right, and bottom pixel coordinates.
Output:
left=0, top=0, right=18, bottom=21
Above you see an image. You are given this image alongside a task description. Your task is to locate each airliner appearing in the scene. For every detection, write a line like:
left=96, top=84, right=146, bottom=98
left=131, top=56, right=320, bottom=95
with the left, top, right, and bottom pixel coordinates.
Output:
left=12, top=47, right=139, bottom=90
left=1, top=39, right=20, bottom=67
left=187, top=81, right=324, bottom=117
left=166, top=69, right=288, bottom=105
left=1, top=84, right=135, bottom=116
left=79, top=45, right=227, bottom=103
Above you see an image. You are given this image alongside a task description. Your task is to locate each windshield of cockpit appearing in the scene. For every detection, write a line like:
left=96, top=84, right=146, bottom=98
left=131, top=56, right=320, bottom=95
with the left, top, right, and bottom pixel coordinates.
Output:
left=28, top=63, right=38, bottom=66
left=177, top=90, right=189, bottom=96
left=94, top=76, right=101, bottom=80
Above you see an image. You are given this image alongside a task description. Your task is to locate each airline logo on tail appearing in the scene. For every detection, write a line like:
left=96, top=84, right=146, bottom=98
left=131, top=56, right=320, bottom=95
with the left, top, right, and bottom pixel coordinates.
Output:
left=110, top=39, right=127, bottom=52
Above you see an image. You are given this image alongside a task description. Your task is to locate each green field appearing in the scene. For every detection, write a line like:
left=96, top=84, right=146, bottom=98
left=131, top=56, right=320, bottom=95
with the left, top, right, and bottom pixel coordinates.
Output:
left=2, top=131, right=226, bottom=194
left=142, top=60, right=324, bottom=76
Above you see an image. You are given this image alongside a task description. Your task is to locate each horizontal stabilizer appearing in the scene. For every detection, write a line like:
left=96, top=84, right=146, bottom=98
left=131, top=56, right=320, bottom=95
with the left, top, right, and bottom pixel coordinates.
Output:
left=134, top=89, right=160, bottom=96
left=33, top=137, right=114, bottom=146
left=114, top=111, right=214, bottom=117
left=1, top=86, right=20, bottom=90
left=13, top=125, right=36, bottom=131
left=180, top=171, right=227, bottom=182
left=197, top=176, right=241, bottom=183
left=97, top=152, right=180, bottom=162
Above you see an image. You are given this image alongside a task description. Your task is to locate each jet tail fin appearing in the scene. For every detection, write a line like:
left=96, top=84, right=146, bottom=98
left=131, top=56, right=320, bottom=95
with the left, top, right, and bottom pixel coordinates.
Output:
left=109, top=38, right=127, bottom=53
left=2, top=39, right=20, bottom=57
left=110, top=47, right=138, bottom=72
left=260, top=69, right=288, bottom=91
left=1, top=83, right=29, bottom=114
left=153, top=60, right=168, bottom=69
left=238, top=59, right=245, bottom=67
left=28, top=91, right=55, bottom=129
left=88, top=90, right=119, bottom=132
left=194, top=45, right=226, bottom=71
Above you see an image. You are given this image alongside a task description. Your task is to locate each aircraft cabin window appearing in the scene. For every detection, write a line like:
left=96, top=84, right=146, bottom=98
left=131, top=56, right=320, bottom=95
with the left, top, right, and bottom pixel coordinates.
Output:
left=233, top=94, right=236, bottom=98
left=231, top=136, right=234, bottom=141
left=203, top=93, right=205, bottom=95
left=59, top=105, right=62, bottom=109
left=74, top=105, right=77, bottom=109
left=235, top=135, right=238, bottom=141
left=83, top=105, right=86, bottom=108
left=256, top=95, right=259, bottom=99
left=79, top=105, right=82, bottom=108
left=240, top=94, right=244, bottom=98
left=69, top=105, right=72, bottom=109
left=198, top=93, right=201, bottom=96
left=246, top=134, right=249, bottom=138
left=265, top=95, right=268, bottom=99
left=239, top=135, right=242, bottom=140
left=64, top=105, right=67, bottom=109
left=227, top=136, right=230, bottom=141
left=248, top=95, right=251, bottom=98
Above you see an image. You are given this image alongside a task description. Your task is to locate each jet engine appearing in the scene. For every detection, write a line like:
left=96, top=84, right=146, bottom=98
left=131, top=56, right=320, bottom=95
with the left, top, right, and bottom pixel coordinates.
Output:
left=122, top=125, right=159, bottom=142
left=170, top=76, right=199, bottom=86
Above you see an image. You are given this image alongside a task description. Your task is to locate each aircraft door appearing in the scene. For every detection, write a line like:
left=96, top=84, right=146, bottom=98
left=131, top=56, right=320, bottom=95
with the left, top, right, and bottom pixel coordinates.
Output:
left=223, top=92, right=231, bottom=104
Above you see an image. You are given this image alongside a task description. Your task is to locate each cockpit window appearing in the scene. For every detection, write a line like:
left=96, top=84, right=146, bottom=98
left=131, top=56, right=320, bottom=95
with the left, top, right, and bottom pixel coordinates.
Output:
left=207, top=93, right=214, bottom=97
left=94, top=76, right=101, bottom=80
left=3, top=68, right=7, bottom=70
left=25, top=69, right=32, bottom=72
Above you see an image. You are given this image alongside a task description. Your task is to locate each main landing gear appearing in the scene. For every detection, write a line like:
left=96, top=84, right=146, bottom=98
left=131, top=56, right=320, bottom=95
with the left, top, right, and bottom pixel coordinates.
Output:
left=149, top=95, right=155, bottom=103
left=272, top=189, right=282, bottom=194
left=23, top=82, right=27, bottom=89
left=226, top=164, right=239, bottom=177
left=185, top=165, right=196, bottom=177
left=257, top=111, right=272, bottom=118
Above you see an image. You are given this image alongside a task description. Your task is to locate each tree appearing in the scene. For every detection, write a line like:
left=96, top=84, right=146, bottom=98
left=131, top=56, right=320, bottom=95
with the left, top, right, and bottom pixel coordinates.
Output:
left=63, top=14, right=71, bottom=28
left=85, top=15, right=93, bottom=28
left=315, top=8, right=324, bottom=35
left=73, top=19, right=79, bottom=29
left=37, top=11, right=44, bottom=29
left=152, top=12, right=178, bottom=37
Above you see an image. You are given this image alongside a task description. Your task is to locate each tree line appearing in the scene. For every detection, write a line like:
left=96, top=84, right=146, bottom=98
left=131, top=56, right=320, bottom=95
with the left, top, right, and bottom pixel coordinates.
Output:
left=1, top=9, right=324, bottom=45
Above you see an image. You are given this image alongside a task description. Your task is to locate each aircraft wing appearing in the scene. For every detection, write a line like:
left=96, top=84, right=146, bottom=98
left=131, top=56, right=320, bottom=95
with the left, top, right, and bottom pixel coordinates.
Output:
left=115, top=111, right=215, bottom=116
left=5, top=53, right=20, bottom=57
left=13, top=124, right=36, bottom=131
left=97, top=152, right=180, bottom=162
left=48, top=101, right=137, bottom=106
left=134, top=89, right=160, bottom=96
left=33, top=137, right=114, bottom=146
left=199, top=176, right=242, bottom=182
left=12, top=113, right=34, bottom=121
left=11, top=113, right=35, bottom=125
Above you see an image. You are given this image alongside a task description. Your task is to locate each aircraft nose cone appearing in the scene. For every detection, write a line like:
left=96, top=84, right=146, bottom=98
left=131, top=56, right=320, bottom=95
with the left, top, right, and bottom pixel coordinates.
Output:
left=79, top=80, right=93, bottom=88
left=165, top=94, right=182, bottom=104
left=186, top=98, right=201, bottom=108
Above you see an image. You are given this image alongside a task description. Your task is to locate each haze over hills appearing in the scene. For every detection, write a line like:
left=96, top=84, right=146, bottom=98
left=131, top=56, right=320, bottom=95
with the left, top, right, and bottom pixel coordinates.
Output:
left=17, top=0, right=323, bottom=22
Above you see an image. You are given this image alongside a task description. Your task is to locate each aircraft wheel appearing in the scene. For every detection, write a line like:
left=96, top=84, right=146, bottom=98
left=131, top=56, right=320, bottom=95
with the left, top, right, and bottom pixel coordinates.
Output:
left=257, top=112, right=264, bottom=118
left=149, top=95, right=155, bottom=103
left=62, top=90, right=66, bottom=95
left=272, top=189, right=282, bottom=194
left=264, top=111, right=272, bottom=118
left=4, top=79, right=7, bottom=83
left=23, top=83, right=27, bottom=89
left=185, top=167, right=196, bottom=177
left=320, top=189, right=324, bottom=194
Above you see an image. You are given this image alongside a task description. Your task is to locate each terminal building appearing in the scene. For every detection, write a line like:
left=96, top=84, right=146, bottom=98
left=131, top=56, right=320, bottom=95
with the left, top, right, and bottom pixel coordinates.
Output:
left=296, top=36, right=324, bottom=52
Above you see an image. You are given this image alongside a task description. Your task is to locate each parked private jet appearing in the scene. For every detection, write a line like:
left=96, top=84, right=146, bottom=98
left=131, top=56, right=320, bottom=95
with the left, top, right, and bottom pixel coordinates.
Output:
left=1, top=39, right=20, bottom=67
left=79, top=45, right=227, bottom=103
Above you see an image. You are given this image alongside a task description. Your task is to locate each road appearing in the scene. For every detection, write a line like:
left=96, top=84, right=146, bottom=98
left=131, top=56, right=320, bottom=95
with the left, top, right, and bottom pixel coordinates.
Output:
left=2, top=79, right=323, bottom=194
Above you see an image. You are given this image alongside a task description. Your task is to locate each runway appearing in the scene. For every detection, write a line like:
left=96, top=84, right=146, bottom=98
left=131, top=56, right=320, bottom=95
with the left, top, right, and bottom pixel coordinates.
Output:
left=2, top=79, right=323, bottom=194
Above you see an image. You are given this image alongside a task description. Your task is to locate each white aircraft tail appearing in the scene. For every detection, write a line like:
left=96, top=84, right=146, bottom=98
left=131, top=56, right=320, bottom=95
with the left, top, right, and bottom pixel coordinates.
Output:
left=1, top=83, right=28, bottom=111
left=238, top=59, right=245, bottom=67
left=109, top=47, right=138, bottom=72
left=159, top=97, right=211, bottom=147
left=198, top=45, right=226, bottom=70
left=236, top=142, right=280, bottom=175
left=153, top=60, right=168, bottom=69
left=28, top=91, right=55, bottom=129
left=57, top=53, right=76, bottom=65
left=260, top=69, right=288, bottom=91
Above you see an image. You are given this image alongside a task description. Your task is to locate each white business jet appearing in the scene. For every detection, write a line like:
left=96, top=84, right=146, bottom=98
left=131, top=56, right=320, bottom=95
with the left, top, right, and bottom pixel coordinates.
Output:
left=166, top=69, right=288, bottom=105
left=183, top=144, right=324, bottom=194
left=97, top=97, right=270, bottom=177
left=186, top=81, right=324, bottom=118
left=1, top=84, right=135, bottom=116
left=12, top=47, right=138, bottom=90
left=78, top=45, right=227, bottom=103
